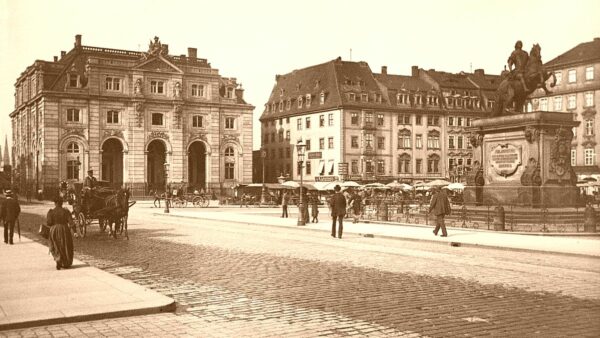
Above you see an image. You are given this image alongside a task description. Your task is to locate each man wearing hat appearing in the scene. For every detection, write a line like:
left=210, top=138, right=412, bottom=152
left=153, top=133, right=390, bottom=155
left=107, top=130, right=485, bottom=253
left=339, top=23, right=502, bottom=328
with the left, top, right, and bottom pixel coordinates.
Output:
left=0, top=190, right=21, bottom=244
left=84, top=169, right=97, bottom=190
left=429, top=186, right=451, bottom=237
left=329, top=184, right=347, bottom=239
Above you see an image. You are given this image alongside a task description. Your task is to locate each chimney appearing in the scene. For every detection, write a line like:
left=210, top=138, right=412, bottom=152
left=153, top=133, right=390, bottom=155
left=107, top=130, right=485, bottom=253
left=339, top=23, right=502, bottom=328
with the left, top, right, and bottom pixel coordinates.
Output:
left=60, top=51, right=66, bottom=58
left=235, top=87, right=244, bottom=100
left=411, top=65, right=419, bottom=77
left=74, top=34, right=82, bottom=48
left=188, top=47, right=197, bottom=59
left=474, top=69, right=485, bottom=76
left=381, top=66, right=387, bottom=75
left=53, top=56, right=58, bottom=62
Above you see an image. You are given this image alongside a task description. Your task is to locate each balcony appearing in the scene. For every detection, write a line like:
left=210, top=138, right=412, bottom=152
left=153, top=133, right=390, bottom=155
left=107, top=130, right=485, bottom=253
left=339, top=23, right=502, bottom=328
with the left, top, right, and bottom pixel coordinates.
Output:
left=362, top=146, right=375, bottom=156
left=362, top=121, right=376, bottom=130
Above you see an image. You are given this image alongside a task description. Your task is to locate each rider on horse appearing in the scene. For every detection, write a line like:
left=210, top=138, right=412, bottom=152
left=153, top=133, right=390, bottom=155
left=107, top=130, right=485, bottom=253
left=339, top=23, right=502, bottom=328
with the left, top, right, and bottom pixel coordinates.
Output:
left=507, top=40, right=529, bottom=91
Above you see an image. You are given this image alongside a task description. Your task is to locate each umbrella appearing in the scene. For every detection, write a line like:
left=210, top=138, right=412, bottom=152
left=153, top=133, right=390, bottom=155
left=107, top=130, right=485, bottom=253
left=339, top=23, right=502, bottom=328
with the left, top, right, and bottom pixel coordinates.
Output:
left=282, top=181, right=300, bottom=188
left=447, top=182, right=465, bottom=191
left=399, top=183, right=413, bottom=191
left=341, top=181, right=361, bottom=188
left=426, top=179, right=451, bottom=187
left=364, top=182, right=386, bottom=188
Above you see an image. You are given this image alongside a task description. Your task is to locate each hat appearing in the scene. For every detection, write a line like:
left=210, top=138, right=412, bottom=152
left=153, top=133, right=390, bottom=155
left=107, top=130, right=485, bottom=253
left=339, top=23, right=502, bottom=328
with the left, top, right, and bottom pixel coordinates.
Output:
left=53, top=195, right=64, bottom=204
left=88, top=169, right=93, bottom=173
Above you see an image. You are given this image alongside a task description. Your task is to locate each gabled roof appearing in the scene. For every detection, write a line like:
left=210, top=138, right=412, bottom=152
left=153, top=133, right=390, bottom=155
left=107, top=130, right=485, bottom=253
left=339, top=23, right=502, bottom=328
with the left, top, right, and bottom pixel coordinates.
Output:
left=423, top=69, right=479, bottom=90
left=545, top=38, right=600, bottom=68
left=373, top=73, right=432, bottom=92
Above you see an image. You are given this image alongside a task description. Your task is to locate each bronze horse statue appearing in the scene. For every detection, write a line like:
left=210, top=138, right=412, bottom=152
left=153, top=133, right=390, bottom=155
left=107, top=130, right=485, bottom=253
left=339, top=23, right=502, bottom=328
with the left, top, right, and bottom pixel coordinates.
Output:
left=492, top=44, right=556, bottom=117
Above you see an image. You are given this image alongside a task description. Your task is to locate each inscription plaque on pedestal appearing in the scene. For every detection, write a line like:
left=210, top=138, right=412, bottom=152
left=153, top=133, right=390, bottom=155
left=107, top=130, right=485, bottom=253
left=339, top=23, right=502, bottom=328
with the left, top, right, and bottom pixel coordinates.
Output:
left=490, top=144, right=521, bottom=177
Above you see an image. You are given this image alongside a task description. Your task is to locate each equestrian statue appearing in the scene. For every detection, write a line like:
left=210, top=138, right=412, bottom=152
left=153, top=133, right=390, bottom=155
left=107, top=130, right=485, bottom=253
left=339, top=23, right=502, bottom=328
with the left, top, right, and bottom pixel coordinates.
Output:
left=492, top=41, right=556, bottom=117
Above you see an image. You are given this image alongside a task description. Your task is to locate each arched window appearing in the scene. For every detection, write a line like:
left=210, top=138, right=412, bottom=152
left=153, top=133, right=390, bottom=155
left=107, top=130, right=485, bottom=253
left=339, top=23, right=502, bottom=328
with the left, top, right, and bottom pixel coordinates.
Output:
left=224, top=146, right=235, bottom=179
left=398, top=129, right=411, bottom=149
left=398, top=153, right=411, bottom=174
left=427, top=154, right=441, bottom=174
left=67, top=142, right=80, bottom=153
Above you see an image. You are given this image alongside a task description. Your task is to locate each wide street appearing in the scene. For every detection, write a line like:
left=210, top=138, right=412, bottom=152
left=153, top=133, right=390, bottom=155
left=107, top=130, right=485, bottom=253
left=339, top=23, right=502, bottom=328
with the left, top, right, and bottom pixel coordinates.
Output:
left=3, top=202, right=600, bottom=337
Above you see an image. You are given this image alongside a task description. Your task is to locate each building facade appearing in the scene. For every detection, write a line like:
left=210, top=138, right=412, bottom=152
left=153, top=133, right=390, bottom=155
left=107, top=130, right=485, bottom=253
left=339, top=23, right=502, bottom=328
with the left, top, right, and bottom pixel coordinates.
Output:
left=529, top=37, right=600, bottom=182
left=259, top=58, right=500, bottom=184
left=11, top=35, right=254, bottom=196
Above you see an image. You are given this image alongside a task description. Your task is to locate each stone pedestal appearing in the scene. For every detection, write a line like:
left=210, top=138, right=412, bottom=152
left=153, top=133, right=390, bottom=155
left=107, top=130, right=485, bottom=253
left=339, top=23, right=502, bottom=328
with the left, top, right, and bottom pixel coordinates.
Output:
left=465, top=112, right=581, bottom=208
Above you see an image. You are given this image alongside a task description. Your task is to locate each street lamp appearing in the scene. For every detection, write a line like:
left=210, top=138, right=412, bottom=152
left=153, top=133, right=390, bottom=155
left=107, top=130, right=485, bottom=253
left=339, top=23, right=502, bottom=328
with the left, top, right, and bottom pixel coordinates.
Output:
left=260, top=148, right=267, bottom=205
left=163, top=162, right=170, bottom=214
left=296, top=140, right=306, bottom=226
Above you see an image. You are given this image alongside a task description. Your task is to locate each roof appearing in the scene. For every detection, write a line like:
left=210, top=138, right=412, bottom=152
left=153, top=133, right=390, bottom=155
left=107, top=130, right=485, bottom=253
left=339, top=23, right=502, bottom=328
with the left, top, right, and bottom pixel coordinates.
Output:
left=545, top=38, right=600, bottom=68
left=374, top=73, right=432, bottom=92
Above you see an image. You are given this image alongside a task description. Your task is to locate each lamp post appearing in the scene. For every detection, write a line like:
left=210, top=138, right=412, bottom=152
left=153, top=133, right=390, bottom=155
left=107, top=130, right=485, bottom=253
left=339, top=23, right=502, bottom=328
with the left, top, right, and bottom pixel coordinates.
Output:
left=163, top=162, right=170, bottom=214
left=296, top=140, right=306, bottom=226
left=260, top=149, right=267, bottom=205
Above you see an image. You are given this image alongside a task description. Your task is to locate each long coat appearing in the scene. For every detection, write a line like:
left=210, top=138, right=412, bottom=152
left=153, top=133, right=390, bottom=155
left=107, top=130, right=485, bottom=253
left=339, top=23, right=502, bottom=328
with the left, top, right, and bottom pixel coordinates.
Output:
left=429, top=191, right=451, bottom=216
left=0, top=197, right=21, bottom=222
left=329, top=192, right=347, bottom=217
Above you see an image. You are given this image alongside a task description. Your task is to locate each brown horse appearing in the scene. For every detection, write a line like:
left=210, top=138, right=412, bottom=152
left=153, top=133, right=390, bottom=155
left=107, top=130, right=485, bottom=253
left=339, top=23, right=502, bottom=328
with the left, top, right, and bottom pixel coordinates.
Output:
left=104, top=188, right=132, bottom=239
left=492, top=44, right=556, bottom=116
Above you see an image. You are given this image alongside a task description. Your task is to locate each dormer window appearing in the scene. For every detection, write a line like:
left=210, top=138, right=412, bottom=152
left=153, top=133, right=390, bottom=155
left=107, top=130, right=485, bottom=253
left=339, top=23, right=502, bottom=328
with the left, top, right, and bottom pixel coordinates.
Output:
left=226, top=87, right=234, bottom=99
left=67, top=73, right=80, bottom=88
left=305, top=94, right=311, bottom=107
left=375, top=94, right=382, bottom=103
left=279, top=101, right=284, bottom=112
left=286, top=99, right=291, bottom=110
left=298, top=96, right=303, bottom=108
left=320, top=92, right=325, bottom=105
left=349, top=93, right=356, bottom=101
left=361, top=93, right=368, bottom=102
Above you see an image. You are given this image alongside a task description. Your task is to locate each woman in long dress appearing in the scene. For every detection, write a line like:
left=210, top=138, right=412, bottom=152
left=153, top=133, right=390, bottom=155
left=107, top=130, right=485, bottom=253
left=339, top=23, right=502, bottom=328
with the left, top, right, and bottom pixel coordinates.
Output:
left=47, top=196, right=74, bottom=270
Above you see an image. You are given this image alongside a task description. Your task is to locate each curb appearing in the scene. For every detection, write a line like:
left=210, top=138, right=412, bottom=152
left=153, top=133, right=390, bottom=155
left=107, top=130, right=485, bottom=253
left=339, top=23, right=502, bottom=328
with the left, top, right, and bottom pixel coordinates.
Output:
left=154, top=213, right=600, bottom=259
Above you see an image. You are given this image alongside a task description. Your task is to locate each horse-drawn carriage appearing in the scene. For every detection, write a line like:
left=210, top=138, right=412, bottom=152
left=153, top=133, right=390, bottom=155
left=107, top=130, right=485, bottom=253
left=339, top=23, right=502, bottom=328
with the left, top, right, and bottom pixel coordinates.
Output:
left=66, top=181, right=135, bottom=239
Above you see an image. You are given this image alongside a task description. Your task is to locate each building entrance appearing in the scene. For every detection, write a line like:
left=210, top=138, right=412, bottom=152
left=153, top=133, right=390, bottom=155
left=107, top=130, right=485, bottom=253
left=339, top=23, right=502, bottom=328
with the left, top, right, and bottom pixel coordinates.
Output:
left=188, top=141, right=206, bottom=191
left=147, top=139, right=166, bottom=191
left=101, top=138, right=123, bottom=186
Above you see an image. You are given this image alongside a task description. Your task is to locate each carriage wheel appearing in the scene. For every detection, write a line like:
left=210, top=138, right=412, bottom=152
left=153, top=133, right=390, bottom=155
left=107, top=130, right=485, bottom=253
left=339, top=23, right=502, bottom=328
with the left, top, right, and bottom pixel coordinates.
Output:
left=192, top=196, right=201, bottom=207
left=76, top=212, right=87, bottom=238
left=173, top=198, right=184, bottom=208
left=201, top=197, right=209, bottom=208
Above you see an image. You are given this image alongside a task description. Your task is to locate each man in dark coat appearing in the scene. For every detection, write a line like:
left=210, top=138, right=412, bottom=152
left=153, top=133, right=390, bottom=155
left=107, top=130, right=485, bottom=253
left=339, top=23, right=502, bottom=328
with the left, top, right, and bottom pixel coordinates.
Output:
left=329, top=185, right=347, bottom=239
left=1, top=190, right=21, bottom=244
left=429, top=187, right=451, bottom=237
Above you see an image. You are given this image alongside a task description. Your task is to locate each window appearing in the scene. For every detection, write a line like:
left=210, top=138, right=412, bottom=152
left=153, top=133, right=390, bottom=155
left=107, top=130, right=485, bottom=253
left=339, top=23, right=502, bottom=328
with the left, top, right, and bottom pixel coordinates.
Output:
left=328, top=113, right=334, bottom=126
left=150, top=80, right=164, bottom=94
left=286, top=130, right=290, bottom=140
left=191, top=84, right=205, bottom=97
left=286, top=100, right=291, bottom=110
left=427, top=155, right=440, bottom=173
left=67, top=160, right=80, bottom=180
left=398, top=131, right=411, bottom=149
left=416, top=159, right=422, bottom=174
left=398, top=114, right=410, bottom=125
left=351, top=136, right=359, bottom=148
left=361, top=93, right=368, bottom=102
left=457, top=136, right=464, bottom=149
left=377, top=160, right=385, bottom=174
left=152, top=113, right=163, bottom=126
left=348, top=93, right=356, bottom=101
left=225, top=117, right=235, bottom=129
left=105, top=77, right=121, bottom=91
left=398, top=155, right=411, bottom=174
left=320, top=92, right=325, bottom=104
left=448, top=135, right=455, bottom=149
left=586, top=66, right=594, bottom=81
left=568, top=69, right=576, bottom=83
left=466, top=118, right=471, bottom=127
left=66, top=108, right=80, bottom=122
left=319, top=115, right=325, bottom=127
left=305, top=139, right=311, bottom=151
left=68, top=74, right=79, bottom=88
left=365, top=112, right=373, bottom=125
left=457, top=117, right=463, bottom=127
left=571, top=149, right=576, bottom=166
left=427, top=115, right=439, bottom=126
left=328, top=161, right=335, bottom=175
left=553, top=96, right=563, bottom=111
left=427, top=133, right=440, bottom=149
left=226, top=87, right=234, bottom=99
left=328, top=137, right=334, bottom=149
left=278, top=131, right=284, bottom=142
left=225, top=163, right=235, bottom=179
left=415, top=134, right=423, bottom=149
left=448, top=117, right=454, bottom=126
left=279, top=101, right=283, bottom=112
left=377, top=114, right=384, bottom=126
left=585, top=148, right=596, bottom=166
left=66, top=142, right=79, bottom=153
left=351, top=112, right=359, bottom=125
left=555, top=71, right=562, bottom=85
left=568, top=95, right=576, bottom=109
left=415, top=115, right=422, bottom=125
left=540, top=98, right=548, bottom=111
left=585, top=92, right=594, bottom=107
left=351, top=160, right=359, bottom=174
left=298, top=96, right=303, bottom=108
left=365, top=160, right=373, bottom=174
left=365, top=134, right=374, bottom=149
left=377, top=137, right=385, bottom=150
left=375, top=94, right=382, bottom=103
left=306, top=94, right=312, bottom=107
left=319, top=138, right=325, bottom=150
left=106, top=110, right=119, bottom=124
left=305, top=117, right=311, bottom=129
left=224, top=147, right=235, bottom=179
left=586, top=120, right=594, bottom=136
left=306, top=161, right=311, bottom=175
left=297, top=118, right=302, bottom=130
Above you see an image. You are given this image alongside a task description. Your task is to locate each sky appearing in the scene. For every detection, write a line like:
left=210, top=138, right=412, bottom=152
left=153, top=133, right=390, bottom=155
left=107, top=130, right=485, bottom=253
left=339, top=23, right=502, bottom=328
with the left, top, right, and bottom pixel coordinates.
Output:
left=1, top=0, right=599, bottom=157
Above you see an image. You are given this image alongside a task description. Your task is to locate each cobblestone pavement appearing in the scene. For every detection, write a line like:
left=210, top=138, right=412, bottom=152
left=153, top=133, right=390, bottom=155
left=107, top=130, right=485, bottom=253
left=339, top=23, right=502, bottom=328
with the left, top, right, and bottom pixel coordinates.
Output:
left=3, top=206, right=600, bottom=337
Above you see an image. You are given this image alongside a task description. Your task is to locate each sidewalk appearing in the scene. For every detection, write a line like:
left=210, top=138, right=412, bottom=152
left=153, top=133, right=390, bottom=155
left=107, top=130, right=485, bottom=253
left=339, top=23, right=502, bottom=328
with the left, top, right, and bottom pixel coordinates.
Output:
left=153, top=205, right=600, bottom=258
left=0, top=237, right=175, bottom=331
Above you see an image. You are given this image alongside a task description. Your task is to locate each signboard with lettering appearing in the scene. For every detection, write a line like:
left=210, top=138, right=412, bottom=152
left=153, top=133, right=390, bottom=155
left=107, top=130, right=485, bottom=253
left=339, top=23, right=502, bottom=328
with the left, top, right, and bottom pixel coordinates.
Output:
left=338, top=162, right=348, bottom=175
left=315, top=176, right=338, bottom=182
left=490, top=144, right=522, bottom=177
left=308, top=152, right=322, bottom=159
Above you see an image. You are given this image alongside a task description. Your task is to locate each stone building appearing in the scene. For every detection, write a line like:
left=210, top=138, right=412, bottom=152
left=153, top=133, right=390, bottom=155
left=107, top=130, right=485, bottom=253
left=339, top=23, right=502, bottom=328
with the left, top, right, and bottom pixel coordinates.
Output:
left=259, top=57, right=500, bottom=184
left=10, top=35, right=254, bottom=196
left=528, top=37, right=600, bottom=182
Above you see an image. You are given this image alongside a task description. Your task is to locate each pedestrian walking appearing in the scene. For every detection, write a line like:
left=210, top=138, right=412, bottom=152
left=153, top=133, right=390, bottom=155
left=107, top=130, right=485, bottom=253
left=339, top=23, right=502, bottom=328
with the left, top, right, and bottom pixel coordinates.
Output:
left=46, top=196, right=74, bottom=270
left=429, top=187, right=451, bottom=237
left=281, top=191, right=289, bottom=218
left=0, top=190, right=21, bottom=245
left=349, top=190, right=363, bottom=224
left=310, top=194, right=319, bottom=223
left=329, top=185, right=346, bottom=239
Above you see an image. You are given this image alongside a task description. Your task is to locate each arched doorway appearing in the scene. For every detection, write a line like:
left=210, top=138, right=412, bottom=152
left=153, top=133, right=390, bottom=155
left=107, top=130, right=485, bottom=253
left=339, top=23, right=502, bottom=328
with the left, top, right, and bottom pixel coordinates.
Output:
left=101, top=139, right=124, bottom=185
left=188, top=141, right=206, bottom=191
left=147, top=140, right=166, bottom=191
